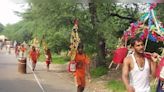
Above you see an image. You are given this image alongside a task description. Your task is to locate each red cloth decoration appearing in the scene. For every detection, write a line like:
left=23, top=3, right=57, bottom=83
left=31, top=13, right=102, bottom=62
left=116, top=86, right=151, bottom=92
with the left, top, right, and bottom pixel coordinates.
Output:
left=144, top=53, right=152, bottom=59
left=141, top=28, right=149, bottom=40
left=152, top=31, right=157, bottom=38
left=130, top=23, right=138, bottom=38
left=156, top=58, right=164, bottom=78
left=157, top=36, right=164, bottom=41
left=112, top=48, right=128, bottom=64
left=149, top=3, right=157, bottom=10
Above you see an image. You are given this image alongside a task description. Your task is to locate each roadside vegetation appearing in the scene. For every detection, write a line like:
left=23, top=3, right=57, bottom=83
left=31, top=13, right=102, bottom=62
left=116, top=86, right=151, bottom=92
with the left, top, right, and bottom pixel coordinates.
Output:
left=0, top=1, right=164, bottom=91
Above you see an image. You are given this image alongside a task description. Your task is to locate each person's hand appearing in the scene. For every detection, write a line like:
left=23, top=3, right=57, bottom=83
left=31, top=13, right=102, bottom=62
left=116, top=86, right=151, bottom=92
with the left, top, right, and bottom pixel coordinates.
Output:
left=151, top=52, right=159, bottom=62
left=87, top=74, right=91, bottom=83
left=88, top=77, right=91, bottom=83
left=127, top=85, right=135, bottom=92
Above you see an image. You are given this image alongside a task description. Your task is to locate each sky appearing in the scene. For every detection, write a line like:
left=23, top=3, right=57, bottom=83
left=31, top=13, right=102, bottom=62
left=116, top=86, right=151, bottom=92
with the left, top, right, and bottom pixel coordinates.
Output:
left=0, top=0, right=155, bottom=26
left=0, top=0, right=27, bottom=26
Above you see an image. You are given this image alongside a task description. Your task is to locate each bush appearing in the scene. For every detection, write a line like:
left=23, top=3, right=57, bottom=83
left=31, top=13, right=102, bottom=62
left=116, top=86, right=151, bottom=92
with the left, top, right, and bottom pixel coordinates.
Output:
left=52, top=54, right=69, bottom=64
left=107, top=80, right=126, bottom=92
left=91, top=66, right=108, bottom=78
left=38, top=52, right=69, bottom=64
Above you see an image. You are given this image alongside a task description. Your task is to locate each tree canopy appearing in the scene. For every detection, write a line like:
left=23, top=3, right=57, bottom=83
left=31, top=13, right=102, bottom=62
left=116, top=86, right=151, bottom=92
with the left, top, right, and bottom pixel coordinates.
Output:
left=2, top=2, right=164, bottom=66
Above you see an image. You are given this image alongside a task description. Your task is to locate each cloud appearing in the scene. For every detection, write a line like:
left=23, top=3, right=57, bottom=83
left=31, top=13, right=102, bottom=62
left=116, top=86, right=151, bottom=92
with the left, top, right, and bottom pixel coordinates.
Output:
left=0, top=0, right=26, bottom=25
left=9, top=0, right=26, bottom=4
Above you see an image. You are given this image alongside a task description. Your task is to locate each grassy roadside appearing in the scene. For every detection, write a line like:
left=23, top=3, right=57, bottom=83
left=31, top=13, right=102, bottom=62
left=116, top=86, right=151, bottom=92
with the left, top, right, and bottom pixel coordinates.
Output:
left=106, top=79, right=156, bottom=92
left=38, top=52, right=69, bottom=64
left=91, top=66, right=108, bottom=78
left=106, top=80, right=126, bottom=92
left=90, top=66, right=157, bottom=92
left=38, top=53, right=157, bottom=92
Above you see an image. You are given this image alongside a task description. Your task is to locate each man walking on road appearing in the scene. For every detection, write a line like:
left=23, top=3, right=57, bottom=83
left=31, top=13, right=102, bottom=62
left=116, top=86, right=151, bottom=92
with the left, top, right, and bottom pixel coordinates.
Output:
left=29, top=46, right=40, bottom=71
left=74, top=43, right=91, bottom=92
left=45, top=48, right=52, bottom=71
left=122, top=37, right=158, bottom=92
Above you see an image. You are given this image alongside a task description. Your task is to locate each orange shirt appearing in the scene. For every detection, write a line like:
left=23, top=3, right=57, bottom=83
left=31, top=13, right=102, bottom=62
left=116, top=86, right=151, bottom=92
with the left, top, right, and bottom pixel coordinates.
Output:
left=30, top=50, right=39, bottom=61
left=21, top=47, right=26, bottom=52
left=74, top=53, right=90, bottom=77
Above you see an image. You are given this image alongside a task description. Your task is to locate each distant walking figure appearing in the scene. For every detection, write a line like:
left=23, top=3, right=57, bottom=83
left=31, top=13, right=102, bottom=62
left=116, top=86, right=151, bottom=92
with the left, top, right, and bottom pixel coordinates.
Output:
left=45, top=48, right=52, bottom=71
left=29, top=46, right=39, bottom=71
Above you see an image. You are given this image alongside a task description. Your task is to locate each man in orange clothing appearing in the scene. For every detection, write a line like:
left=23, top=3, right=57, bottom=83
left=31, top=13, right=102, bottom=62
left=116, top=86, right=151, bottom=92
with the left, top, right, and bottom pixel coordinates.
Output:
left=74, top=43, right=91, bottom=92
left=20, top=44, right=26, bottom=57
left=45, top=48, right=52, bottom=71
left=29, top=46, right=40, bottom=71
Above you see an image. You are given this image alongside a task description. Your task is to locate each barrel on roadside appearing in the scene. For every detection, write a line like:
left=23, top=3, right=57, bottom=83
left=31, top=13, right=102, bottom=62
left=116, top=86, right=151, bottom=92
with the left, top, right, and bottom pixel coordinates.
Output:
left=18, top=57, right=26, bottom=74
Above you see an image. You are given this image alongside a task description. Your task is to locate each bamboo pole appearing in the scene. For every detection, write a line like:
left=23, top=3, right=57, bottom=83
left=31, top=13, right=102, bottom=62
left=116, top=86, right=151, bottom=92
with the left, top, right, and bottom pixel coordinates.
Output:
left=144, top=33, right=149, bottom=51
left=151, top=9, right=161, bottom=35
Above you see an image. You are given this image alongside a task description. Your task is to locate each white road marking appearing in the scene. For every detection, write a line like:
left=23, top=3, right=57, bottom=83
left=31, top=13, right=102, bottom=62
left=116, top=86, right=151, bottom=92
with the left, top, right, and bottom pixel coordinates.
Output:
left=27, top=61, right=46, bottom=92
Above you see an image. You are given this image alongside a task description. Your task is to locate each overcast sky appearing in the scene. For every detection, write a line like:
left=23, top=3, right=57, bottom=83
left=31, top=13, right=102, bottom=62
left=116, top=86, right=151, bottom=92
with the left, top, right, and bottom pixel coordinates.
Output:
left=0, top=0, right=155, bottom=26
left=0, top=0, right=27, bottom=26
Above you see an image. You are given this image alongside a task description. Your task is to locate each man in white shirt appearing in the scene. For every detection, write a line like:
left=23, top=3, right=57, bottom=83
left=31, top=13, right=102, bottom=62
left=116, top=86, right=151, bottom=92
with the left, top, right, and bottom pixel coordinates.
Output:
left=122, top=37, right=158, bottom=92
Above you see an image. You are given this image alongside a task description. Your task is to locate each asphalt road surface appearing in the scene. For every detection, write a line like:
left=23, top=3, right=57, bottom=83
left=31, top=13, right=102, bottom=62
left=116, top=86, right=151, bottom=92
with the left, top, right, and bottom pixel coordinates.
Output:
left=0, top=48, right=76, bottom=92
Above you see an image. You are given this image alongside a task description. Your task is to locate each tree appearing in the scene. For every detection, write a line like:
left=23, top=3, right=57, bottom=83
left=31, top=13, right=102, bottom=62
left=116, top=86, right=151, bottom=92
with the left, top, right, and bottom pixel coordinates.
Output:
left=155, top=3, right=164, bottom=23
left=0, top=23, right=4, bottom=33
left=87, top=1, right=141, bottom=66
left=2, top=0, right=144, bottom=68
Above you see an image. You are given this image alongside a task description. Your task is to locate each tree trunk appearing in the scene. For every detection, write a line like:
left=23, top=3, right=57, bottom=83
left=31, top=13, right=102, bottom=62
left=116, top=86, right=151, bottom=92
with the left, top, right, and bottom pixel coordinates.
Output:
left=97, top=36, right=106, bottom=65
left=89, top=1, right=106, bottom=67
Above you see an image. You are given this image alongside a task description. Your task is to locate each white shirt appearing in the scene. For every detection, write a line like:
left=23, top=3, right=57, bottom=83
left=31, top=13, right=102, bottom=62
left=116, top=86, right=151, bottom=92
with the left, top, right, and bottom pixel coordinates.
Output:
left=129, top=54, right=151, bottom=92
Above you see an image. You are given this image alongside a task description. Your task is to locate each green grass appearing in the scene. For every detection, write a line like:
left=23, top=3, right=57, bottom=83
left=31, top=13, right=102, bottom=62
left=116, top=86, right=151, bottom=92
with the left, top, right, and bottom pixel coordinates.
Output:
left=106, top=80, right=157, bottom=92
left=107, top=80, right=126, bottom=92
left=38, top=53, right=45, bottom=62
left=38, top=53, right=69, bottom=64
left=51, top=54, right=69, bottom=64
left=91, top=66, right=108, bottom=78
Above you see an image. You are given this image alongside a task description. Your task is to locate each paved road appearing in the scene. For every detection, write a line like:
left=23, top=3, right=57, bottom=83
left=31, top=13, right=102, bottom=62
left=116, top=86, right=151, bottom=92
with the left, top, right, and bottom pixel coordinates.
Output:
left=0, top=48, right=76, bottom=92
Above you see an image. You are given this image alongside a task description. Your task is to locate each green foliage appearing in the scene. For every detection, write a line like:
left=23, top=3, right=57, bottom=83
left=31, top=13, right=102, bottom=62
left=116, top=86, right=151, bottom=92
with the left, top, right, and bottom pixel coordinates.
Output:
left=106, top=80, right=156, bottom=92
left=155, top=3, right=164, bottom=23
left=2, top=1, right=150, bottom=67
left=38, top=48, right=69, bottom=64
left=90, top=3, right=140, bottom=52
left=2, top=21, right=33, bottom=42
left=46, top=28, right=70, bottom=53
left=1, top=2, right=162, bottom=91
left=39, top=52, right=68, bottom=64
left=91, top=66, right=108, bottom=78
left=22, top=0, right=83, bottom=52
left=38, top=52, right=45, bottom=62
left=0, top=23, right=4, bottom=33
left=107, top=80, right=126, bottom=92
left=51, top=54, right=69, bottom=64
left=96, top=19, right=119, bottom=49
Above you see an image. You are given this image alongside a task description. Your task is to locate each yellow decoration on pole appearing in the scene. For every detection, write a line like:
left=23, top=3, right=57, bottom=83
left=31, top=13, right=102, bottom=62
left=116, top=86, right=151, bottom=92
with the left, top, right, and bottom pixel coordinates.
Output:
left=32, top=37, right=39, bottom=48
left=68, top=24, right=80, bottom=60
left=42, top=41, right=48, bottom=51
